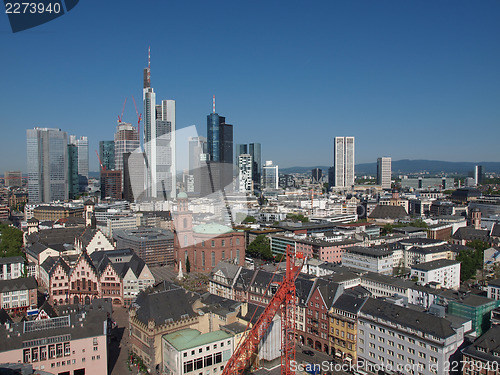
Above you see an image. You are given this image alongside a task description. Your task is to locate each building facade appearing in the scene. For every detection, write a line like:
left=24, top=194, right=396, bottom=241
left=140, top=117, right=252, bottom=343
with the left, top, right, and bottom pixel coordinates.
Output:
left=377, top=157, right=392, bottom=189
left=334, top=136, right=355, bottom=189
left=99, top=140, right=115, bottom=170
left=27, top=128, right=68, bottom=203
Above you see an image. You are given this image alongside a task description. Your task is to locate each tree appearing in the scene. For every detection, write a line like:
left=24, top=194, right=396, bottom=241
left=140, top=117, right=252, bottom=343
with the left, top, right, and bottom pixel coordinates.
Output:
left=247, top=235, right=273, bottom=260
left=243, top=216, right=256, bottom=224
left=0, top=223, right=24, bottom=258
left=456, top=240, right=490, bottom=281
left=286, top=213, right=309, bottom=223
left=186, top=256, right=191, bottom=273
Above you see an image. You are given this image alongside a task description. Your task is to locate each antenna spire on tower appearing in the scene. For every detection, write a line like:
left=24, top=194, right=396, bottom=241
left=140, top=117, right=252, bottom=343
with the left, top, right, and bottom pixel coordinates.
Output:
left=213, top=95, right=216, bottom=114
left=148, top=46, right=151, bottom=68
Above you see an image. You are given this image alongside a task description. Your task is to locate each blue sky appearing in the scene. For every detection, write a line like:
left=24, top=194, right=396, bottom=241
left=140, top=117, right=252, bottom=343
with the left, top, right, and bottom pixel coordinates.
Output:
left=1, top=0, right=499, bottom=172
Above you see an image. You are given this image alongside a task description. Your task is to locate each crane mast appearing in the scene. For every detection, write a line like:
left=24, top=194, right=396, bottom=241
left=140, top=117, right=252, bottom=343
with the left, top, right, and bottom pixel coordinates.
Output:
left=222, top=245, right=303, bottom=375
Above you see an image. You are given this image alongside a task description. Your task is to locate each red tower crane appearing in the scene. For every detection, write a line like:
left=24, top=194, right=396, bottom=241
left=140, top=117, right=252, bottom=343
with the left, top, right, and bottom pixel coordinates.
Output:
left=132, top=95, right=142, bottom=140
left=222, top=245, right=304, bottom=375
left=117, top=98, right=127, bottom=123
left=95, top=150, right=105, bottom=172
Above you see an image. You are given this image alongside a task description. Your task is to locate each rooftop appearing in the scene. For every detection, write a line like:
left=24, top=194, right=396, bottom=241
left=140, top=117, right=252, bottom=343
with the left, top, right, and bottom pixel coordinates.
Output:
left=163, top=328, right=232, bottom=352
left=411, top=259, right=460, bottom=271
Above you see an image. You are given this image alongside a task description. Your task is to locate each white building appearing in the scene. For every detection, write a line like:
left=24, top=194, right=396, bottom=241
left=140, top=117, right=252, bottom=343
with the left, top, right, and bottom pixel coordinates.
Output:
left=162, top=329, right=234, bottom=375
left=262, top=161, right=278, bottom=190
left=143, top=54, right=176, bottom=200
left=341, top=246, right=393, bottom=275
left=333, top=136, right=355, bottom=188
left=410, top=259, right=461, bottom=290
left=237, top=154, right=253, bottom=193
left=114, top=122, right=140, bottom=172
left=0, top=256, right=25, bottom=280
left=377, top=157, right=391, bottom=189
left=358, top=298, right=471, bottom=375
left=487, top=279, right=500, bottom=300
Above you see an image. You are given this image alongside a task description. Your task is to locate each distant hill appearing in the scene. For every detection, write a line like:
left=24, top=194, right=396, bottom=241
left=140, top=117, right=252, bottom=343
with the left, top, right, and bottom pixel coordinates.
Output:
left=281, top=160, right=500, bottom=175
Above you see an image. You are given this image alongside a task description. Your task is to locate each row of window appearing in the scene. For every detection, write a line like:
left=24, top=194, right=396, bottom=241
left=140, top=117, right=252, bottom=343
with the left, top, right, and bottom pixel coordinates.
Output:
left=183, top=352, right=223, bottom=373
left=23, top=343, right=71, bottom=363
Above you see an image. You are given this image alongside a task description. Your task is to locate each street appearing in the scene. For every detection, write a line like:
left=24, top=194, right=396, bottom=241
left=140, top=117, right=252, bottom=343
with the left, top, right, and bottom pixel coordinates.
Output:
left=109, top=306, right=132, bottom=375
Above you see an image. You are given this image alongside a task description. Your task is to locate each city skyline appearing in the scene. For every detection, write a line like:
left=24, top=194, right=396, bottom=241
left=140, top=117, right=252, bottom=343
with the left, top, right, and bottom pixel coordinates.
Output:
left=2, top=1, right=500, bottom=173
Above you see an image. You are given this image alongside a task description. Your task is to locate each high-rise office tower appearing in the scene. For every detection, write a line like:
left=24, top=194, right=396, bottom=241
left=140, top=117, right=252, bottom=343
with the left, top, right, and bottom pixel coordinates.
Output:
left=114, top=122, right=140, bottom=172
left=188, top=136, right=207, bottom=194
left=99, top=140, right=115, bottom=171
left=123, top=151, right=147, bottom=203
left=69, top=135, right=89, bottom=193
left=474, top=165, right=484, bottom=186
left=142, top=49, right=176, bottom=200
left=27, top=128, right=68, bottom=203
left=204, top=96, right=233, bottom=194
left=235, top=144, right=247, bottom=170
left=262, top=161, right=278, bottom=190
left=100, top=170, right=122, bottom=200
left=238, top=154, right=253, bottom=193
left=249, top=143, right=261, bottom=188
left=67, top=143, right=79, bottom=199
left=377, top=157, right=392, bottom=189
left=334, top=136, right=355, bottom=188
left=312, top=168, right=322, bottom=184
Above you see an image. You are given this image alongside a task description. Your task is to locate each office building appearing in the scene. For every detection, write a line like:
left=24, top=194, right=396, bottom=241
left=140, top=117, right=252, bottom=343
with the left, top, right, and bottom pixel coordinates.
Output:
left=204, top=97, right=234, bottom=194
left=27, top=128, right=68, bottom=203
left=4, top=171, right=22, bottom=187
left=235, top=144, right=247, bottom=170
left=249, top=143, right=261, bottom=188
left=99, top=140, right=115, bottom=170
left=143, top=52, right=176, bottom=200
left=188, top=136, right=207, bottom=194
left=474, top=165, right=484, bottom=186
left=333, top=136, right=355, bottom=188
left=69, top=135, right=89, bottom=193
left=238, top=154, right=253, bottom=193
left=312, top=168, right=322, bottom=184
left=262, top=161, right=278, bottom=190
left=67, top=143, right=79, bottom=199
left=114, top=122, right=140, bottom=172
left=358, top=298, right=470, bottom=375
left=377, top=157, right=392, bottom=189
left=100, top=170, right=122, bottom=200
left=410, top=259, right=461, bottom=290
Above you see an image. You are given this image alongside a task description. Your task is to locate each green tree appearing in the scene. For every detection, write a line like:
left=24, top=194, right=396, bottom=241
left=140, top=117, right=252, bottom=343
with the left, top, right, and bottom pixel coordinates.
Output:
left=456, top=240, right=490, bottom=281
left=243, top=216, right=256, bottom=223
left=186, top=256, right=191, bottom=273
left=0, top=223, right=24, bottom=258
left=247, top=235, right=273, bottom=260
left=286, top=213, right=309, bottom=223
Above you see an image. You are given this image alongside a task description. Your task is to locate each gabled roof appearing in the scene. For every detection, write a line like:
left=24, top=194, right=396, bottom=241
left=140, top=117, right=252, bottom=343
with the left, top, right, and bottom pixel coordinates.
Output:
left=41, top=256, right=70, bottom=277
left=311, top=278, right=342, bottom=310
left=38, top=300, right=58, bottom=319
left=0, top=277, right=37, bottom=293
left=452, top=227, right=490, bottom=242
left=77, top=228, right=99, bottom=249
left=26, top=227, right=85, bottom=247
left=331, top=293, right=367, bottom=314
left=491, top=223, right=500, bottom=238
left=72, top=250, right=97, bottom=276
left=0, top=256, right=24, bottom=265
left=295, top=275, right=315, bottom=307
left=211, top=261, right=240, bottom=281
left=369, top=205, right=408, bottom=219
left=250, top=269, right=284, bottom=290
left=462, top=325, right=500, bottom=362
left=0, top=308, right=12, bottom=324
left=133, top=287, right=198, bottom=326
left=234, top=268, right=254, bottom=292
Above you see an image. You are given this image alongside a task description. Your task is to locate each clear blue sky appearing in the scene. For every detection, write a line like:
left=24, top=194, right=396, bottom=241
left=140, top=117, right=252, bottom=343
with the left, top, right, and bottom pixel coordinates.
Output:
left=1, top=0, right=499, bottom=172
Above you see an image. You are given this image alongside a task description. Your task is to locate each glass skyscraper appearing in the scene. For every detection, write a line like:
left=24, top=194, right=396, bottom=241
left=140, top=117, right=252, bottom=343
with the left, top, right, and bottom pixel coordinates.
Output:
left=27, top=128, right=68, bottom=203
left=68, top=143, right=79, bottom=199
left=249, top=143, right=261, bottom=187
left=334, top=136, right=355, bottom=188
left=99, top=140, right=115, bottom=170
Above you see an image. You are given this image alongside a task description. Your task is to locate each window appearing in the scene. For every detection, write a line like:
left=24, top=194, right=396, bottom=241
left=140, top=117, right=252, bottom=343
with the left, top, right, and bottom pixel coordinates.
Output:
left=195, top=358, right=203, bottom=370
left=204, top=355, right=213, bottom=367
left=184, top=360, right=194, bottom=373
left=202, top=252, right=205, bottom=267
left=211, top=252, right=215, bottom=267
left=211, top=240, right=215, bottom=247
left=221, top=240, right=225, bottom=247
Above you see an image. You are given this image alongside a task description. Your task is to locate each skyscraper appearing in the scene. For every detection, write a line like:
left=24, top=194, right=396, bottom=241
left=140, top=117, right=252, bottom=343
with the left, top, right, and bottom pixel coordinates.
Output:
left=377, top=157, right=392, bottom=189
left=67, top=143, right=79, bottom=199
left=114, top=122, right=140, bottom=172
left=99, top=140, right=115, bottom=171
left=238, top=154, right=253, bottom=193
left=262, top=161, right=278, bottom=190
left=235, top=144, right=248, bottom=170
left=334, top=136, right=355, bottom=188
left=474, top=165, right=484, bottom=186
left=142, top=49, right=176, bottom=200
left=207, top=97, right=233, bottom=165
left=188, top=136, right=207, bottom=194
left=204, top=96, right=233, bottom=194
left=312, top=168, right=322, bottom=184
left=249, top=143, right=261, bottom=188
left=27, top=128, right=68, bottom=203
